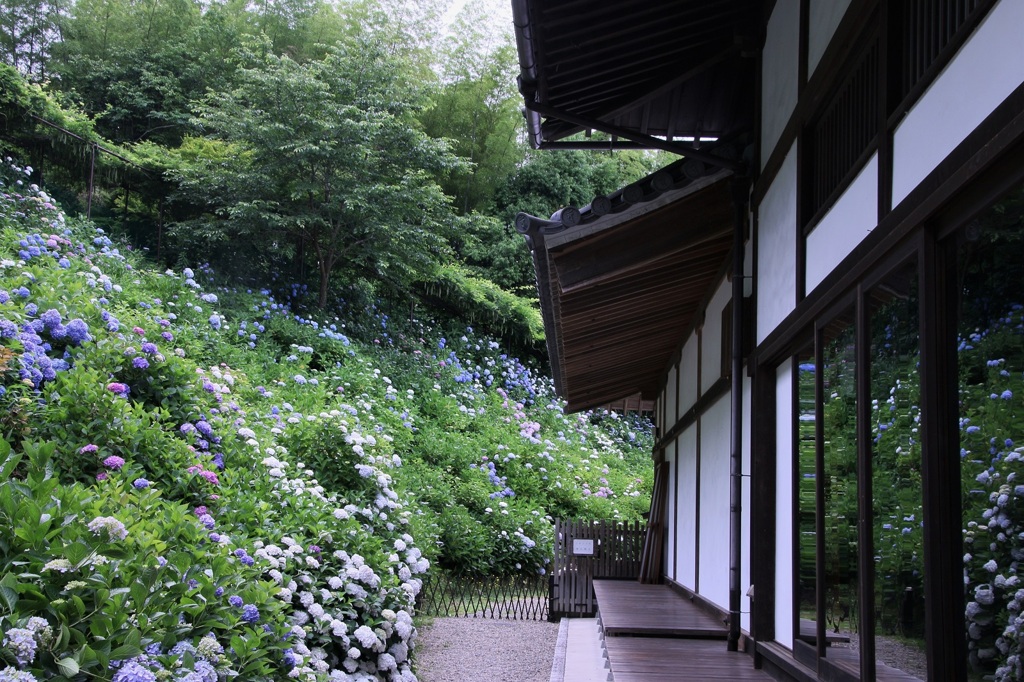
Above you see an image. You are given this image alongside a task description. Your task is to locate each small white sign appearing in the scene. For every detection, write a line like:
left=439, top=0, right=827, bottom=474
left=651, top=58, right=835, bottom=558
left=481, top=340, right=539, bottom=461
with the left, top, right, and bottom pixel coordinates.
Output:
left=572, top=538, right=595, bottom=556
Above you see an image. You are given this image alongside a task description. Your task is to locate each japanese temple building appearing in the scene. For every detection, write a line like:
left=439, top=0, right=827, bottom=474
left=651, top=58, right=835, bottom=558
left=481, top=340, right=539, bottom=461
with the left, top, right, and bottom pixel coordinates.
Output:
left=512, top=1, right=1024, bottom=680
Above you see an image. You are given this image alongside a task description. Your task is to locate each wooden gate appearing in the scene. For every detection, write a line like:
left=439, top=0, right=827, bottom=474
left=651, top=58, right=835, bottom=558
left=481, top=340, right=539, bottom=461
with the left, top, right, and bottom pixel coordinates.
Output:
left=549, top=518, right=646, bottom=619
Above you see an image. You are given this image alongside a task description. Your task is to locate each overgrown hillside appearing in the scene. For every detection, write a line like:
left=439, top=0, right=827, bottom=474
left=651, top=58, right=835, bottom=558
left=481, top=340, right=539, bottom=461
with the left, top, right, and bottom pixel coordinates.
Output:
left=0, top=160, right=653, bottom=681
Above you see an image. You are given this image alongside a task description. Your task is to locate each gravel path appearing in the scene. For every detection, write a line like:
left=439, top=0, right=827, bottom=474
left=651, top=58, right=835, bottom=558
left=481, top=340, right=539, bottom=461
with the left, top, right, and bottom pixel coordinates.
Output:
left=414, top=617, right=559, bottom=682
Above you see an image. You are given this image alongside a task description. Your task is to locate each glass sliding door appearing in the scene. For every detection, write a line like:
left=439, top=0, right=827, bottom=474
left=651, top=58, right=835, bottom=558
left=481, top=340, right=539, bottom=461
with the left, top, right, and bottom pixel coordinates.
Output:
left=868, top=259, right=927, bottom=680
left=819, top=311, right=861, bottom=677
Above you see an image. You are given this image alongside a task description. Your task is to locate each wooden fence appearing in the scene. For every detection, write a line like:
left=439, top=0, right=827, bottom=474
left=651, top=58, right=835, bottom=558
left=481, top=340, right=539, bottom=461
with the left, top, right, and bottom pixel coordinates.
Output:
left=549, top=518, right=647, bottom=619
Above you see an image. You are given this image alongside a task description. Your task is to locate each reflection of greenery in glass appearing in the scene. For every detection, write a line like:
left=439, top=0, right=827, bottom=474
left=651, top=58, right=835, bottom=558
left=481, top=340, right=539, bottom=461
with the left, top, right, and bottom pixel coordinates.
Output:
left=821, top=323, right=859, bottom=650
left=798, top=357, right=817, bottom=627
left=869, top=263, right=928, bottom=678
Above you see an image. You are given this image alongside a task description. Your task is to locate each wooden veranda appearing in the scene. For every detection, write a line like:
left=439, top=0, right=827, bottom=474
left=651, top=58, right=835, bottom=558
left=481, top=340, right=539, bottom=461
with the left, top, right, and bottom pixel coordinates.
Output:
left=592, top=580, right=772, bottom=681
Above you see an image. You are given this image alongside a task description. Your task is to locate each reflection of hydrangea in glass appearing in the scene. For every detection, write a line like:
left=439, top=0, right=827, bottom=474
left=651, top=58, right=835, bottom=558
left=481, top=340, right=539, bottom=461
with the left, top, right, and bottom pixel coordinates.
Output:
left=88, top=516, right=128, bottom=541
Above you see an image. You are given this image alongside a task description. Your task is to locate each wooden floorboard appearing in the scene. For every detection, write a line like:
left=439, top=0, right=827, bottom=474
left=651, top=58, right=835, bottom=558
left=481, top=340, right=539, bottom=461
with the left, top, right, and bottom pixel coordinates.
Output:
left=592, top=580, right=727, bottom=637
left=603, top=637, right=773, bottom=681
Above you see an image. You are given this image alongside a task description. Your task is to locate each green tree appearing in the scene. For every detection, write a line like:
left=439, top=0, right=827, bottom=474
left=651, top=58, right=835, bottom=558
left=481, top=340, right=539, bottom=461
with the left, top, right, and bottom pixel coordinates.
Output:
left=471, top=148, right=663, bottom=292
left=172, top=36, right=465, bottom=307
left=0, top=0, right=68, bottom=77
left=418, top=2, right=523, bottom=215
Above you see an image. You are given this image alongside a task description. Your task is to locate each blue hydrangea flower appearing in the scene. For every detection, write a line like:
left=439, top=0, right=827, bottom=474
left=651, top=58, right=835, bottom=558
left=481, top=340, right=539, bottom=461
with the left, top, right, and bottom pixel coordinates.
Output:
left=240, top=604, right=259, bottom=624
left=65, top=318, right=91, bottom=345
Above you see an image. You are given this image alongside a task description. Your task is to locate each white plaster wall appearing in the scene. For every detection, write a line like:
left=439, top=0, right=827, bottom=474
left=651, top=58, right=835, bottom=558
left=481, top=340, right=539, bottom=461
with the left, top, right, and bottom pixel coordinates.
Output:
left=678, top=426, right=698, bottom=590
left=807, top=0, right=851, bottom=77
left=701, top=279, right=731, bottom=394
left=892, top=0, right=1024, bottom=206
left=679, top=334, right=699, bottom=413
left=756, top=143, right=798, bottom=344
left=805, top=154, right=878, bottom=293
left=761, top=0, right=801, bottom=166
left=665, top=440, right=676, bottom=582
left=666, top=366, right=678, bottom=425
left=699, top=396, right=732, bottom=610
left=775, top=360, right=794, bottom=648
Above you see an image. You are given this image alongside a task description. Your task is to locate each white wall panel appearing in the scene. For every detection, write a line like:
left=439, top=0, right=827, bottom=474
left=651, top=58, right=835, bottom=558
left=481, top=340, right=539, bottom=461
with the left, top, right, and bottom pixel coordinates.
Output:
left=775, top=361, right=794, bottom=648
left=701, top=279, right=731, bottom=394
left=807, top=0, right=851, bottom=77
left=665, top=440, right=676, bottom=582
left=678, top=426, right=698, bottom=590
left=679, top=335, right=699, bottom=413
left=699, top=396, right=731, bottom=610
left=761, top=0, right=800, bottom=166
left=756, top=143, right=798, bottom=343
left=892, top=0, right=1024, bottom=205
left=666, top=366, right=678, bottom=425
left=805, top=154, right=878, bottom=293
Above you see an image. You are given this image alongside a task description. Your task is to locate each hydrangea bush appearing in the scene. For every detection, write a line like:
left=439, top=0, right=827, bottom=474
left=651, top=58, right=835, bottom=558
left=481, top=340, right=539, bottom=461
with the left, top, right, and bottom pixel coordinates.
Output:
left=0, top=159, right=654, bottom=680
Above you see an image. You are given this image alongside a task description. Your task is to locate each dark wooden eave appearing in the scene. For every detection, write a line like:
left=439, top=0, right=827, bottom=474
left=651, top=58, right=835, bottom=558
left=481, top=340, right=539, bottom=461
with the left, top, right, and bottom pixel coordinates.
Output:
left=512, top=0, right=760, bottom=160
left=525, top=172, right=736, bottom=412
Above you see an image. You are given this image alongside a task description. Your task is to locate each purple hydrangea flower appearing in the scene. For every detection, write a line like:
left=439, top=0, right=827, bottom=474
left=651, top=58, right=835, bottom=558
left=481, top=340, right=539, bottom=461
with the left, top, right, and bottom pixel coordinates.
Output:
left=103, top=455, right=125, bottom=470
left=39, top=308, right=62, bottom=329
left=106, top=382, right=130, bottom=396
left=65, top=318, right=91, bottom=345
left=141, top=342, right=158, bottom=354
left=228, top=595, right=243, bottom=608
left=133, top=478, right=150, bottom=489
left=241, top=604, right=259, bottom=624
left=132, top=357, right=150, bottom=370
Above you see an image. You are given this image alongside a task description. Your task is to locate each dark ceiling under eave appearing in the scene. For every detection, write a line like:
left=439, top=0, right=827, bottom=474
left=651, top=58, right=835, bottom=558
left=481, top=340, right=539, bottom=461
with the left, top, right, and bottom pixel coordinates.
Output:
left=539, top=177, right=736, bottom=412
left=512, top=0, right=761, bottom=152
